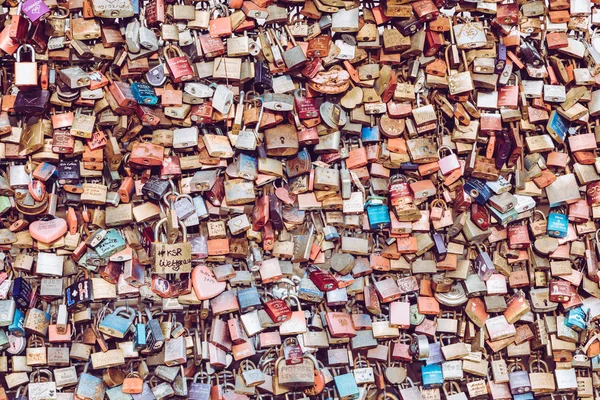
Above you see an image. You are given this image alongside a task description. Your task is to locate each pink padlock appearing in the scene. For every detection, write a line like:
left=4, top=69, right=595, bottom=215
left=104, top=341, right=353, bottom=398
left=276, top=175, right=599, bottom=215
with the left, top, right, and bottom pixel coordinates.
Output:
left=430, top=199, right=446, bottom=221
left=437, top=145, right=460, bottom=175
left=389, top=300, right=411, bottom=329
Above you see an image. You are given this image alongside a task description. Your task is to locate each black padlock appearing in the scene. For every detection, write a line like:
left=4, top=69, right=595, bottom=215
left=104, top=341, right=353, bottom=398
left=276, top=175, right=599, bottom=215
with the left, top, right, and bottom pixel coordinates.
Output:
left=395, top=17, right=424, bottom=37
left=181, top=43, right=201, bottom=63
left=65, top=277, right=93, bottom=311
left=494, top=131, right=513, bottom=169
left=63, top=191, right=82, bottom=207
left=58, top=160, right=81, bottom=185
left=56, top=79, right=80, bottom=102
left=141, top=176, right=170, bottom=201
left=269, top=192, right=284, bottom=231
left=14, top=89, right=50, bottom=115
left=520, top=41, right=543, bottom=68
left=254, top=62, right=273, bottom=92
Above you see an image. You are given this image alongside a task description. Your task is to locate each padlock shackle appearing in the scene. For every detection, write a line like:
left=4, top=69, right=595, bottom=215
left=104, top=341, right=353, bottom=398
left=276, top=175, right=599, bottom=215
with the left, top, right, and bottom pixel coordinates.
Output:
left=15, top=44, right=36, bottom=63
left=154, top=217, right=187, bottom=241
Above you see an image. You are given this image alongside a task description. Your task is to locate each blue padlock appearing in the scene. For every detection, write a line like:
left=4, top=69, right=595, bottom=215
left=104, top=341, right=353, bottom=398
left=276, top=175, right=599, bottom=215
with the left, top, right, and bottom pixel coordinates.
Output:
left=426, top=342, right=444, bottom=365
left=8, top=308, right=24, bottom=337
left=366, top=202, right=390, bottom=230
left=237, top=287, right=262, bottom=313
left=592, top=355, right=600, bottom=371
left=547, top=110, right=568, bottom=144
left=94, top=229, right=127, bottom=258
left=12, top=277, right=33, bottom=309
left=11, top=277, right=32, bottom=310
left=76, top=362, right=106, bottom=399
left=365, top=187, right=390, bottom=230
left=237, top=153, right=258, bottom=181
left=422, top=364, right=444, bottom=387
left=565, top=307, right=587, bottom=332
left=131, top=382, right=155, bottom=400
left=400, top=162, right=420, bottom=171
left=130, top=81, right=159, bottom=105
left=298, top=275, right=324, bottom=302
left=98, top=306, right=136, bottom=339
left=464, top=178, right=493, bottom=205
left=145, top=308, right=165, bottom=352
left=334, top=367, right=360, bottom=399
left=547, top=210, right=569, bottom=238
left=315, top=211, right=339, bottom=241
left=361, top=126, right=380, bottom=143
left=32, top=162, right=58, bottom=181
left=130, top=0, right=139, bottom=15
left=514, top=393, right=534, bottom=400
left=134, top=311, right=147, bottom=350
left=322, top=226, right=340, bottom=241
left=106, top=385, right=134, bottom=400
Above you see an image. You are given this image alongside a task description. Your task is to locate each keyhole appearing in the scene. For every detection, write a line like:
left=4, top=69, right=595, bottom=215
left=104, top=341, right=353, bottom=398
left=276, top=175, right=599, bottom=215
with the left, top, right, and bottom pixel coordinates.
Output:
left=280, top=136, right=285, bottom=144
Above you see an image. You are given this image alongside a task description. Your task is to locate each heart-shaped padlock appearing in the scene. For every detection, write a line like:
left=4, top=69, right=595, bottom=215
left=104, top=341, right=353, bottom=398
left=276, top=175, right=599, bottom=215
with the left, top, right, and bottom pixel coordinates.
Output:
left=29, top=216, right=67, bottom=244
left=191, top=264, right=226, bottom=300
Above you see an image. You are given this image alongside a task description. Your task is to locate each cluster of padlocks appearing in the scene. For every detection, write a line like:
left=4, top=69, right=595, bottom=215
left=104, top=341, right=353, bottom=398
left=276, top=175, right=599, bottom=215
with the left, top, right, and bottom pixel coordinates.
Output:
left=2, top=0, right=600, bottom=398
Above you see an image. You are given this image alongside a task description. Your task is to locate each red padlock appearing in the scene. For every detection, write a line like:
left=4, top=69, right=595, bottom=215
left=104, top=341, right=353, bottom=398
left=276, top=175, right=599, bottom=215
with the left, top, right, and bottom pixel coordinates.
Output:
left=507, top=222, right=531, bottom=249
left=164, top=44, right=195, bottom=83
left=471, top=203, right=491, bottom=230
left=307, top=265, right=338, bottom=292
left=549, top=280, right=572, bottom=303
left=294, top=88, right=319, bottom=120
left=283, top=338, right=303, bottom=365
left=264, top=294, right=292, bottom=323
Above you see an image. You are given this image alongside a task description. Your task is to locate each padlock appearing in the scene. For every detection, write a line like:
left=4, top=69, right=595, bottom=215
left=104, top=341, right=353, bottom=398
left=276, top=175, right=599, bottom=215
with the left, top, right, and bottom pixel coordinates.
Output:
left=548, top=209, right=569, bottom=238
left=14, top=45, right=38, bottom=87
left=144, top=308, right=166, bottom=353
left=365, top=189, right=391, bottom=230
left=164, top=44, right=195, bottom=83
left=98, top=305, right=136, bottom=338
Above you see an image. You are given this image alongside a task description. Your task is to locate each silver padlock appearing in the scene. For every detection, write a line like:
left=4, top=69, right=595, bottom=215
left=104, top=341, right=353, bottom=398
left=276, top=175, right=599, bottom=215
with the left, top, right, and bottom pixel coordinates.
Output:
left=58, top=67, right=91, bottom=88
left=140, top=25, right=159, bottom=51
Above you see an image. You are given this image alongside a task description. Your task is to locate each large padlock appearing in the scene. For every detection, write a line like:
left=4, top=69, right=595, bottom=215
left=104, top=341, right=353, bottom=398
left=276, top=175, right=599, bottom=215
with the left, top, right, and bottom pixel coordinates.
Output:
left=14, top=45, right=38, bottom=87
